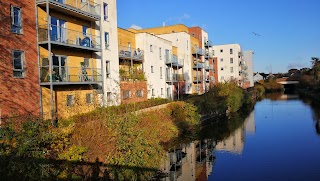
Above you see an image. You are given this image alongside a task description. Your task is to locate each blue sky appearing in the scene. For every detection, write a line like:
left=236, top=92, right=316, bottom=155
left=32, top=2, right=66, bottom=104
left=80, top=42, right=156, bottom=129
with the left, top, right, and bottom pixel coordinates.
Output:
left=117, top=0, right=320, bottom=73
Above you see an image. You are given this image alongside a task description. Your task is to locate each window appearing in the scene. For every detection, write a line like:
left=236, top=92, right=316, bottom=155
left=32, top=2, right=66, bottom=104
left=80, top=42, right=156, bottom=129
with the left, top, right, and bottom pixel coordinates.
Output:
left=105, top=32, right=109, bottom=49
left=123, top=90, right=131, bottom=99
left=187, top=40, right=189, bottom=50
left=11, top=6, right=22, bottom=34
left=221, top=76, right=224, bottom=81
left=82, top=25, right=88, bottom=36
left=160, top=67, right=162, bottom=79
left=231, top=76, right=234, bottom=80
left=151, top=66, right=154, bottom=73
left=230, top=67, right=234, bottom=73
left=220, top=49, right=223, bottom=53
left=159, top=47, right=162, bottom=59
left=81, top=0, right=87, bottom=2
left=13, top=50, right=25, bottom=78
left=107, top=92, right=111, bottom=102
left=152, top=89, right=155, bottom=96
left=220, top=58, right=223, bottom=62
left=161, top=88, right=163, bottom=95
left=150, top=44, right=153, bottom=52
left=103, top=3, right=108, bottom=21
left=86, top=93, right=93, bottom=104
left=230, top=48, right=233, bottom=54
left=136, top=90, right=143, bottom=97
left=106, top=61, right=110, bottom=78
left=66, top=95, right=75, bottom=106
left=230, top=58, right=234, bottom=64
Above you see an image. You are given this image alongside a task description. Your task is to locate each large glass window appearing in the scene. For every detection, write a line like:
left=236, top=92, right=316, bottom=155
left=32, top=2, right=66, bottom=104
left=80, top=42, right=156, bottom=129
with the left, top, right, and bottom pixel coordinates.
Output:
left=11, top=6, right=22, bottom=34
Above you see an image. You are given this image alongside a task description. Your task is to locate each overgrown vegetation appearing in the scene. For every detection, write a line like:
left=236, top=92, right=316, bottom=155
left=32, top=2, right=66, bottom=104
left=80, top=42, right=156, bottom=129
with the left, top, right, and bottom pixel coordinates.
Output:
left=297, top=57, right=320, bottom=101
left=0, top=81, right=257, bottom=180
left=186, top=81, right=252, bottom=116
left=256, top=77, right=283, bottom=92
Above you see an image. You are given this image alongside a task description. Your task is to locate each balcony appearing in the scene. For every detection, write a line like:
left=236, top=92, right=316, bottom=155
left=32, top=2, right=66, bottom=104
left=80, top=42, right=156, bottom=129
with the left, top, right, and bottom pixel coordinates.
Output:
left=205, top=51, right=214, bottom=59
left=36, top=0, right=101, bottom=21
left=192, top=47, right=204, bottom=56
left=38, top=24, right=101, bottom=52
left=204, top=64, right=214, bottom=71
left=166, top=73, right=184, bottom=83
left=204, top=40, right=213, bottom=48
left=193, top=75, right=204, bottom=83
left=165, top=55, right=183, bottom=68
left=119, top=69, right=145, bottom=81
left=192, top=62, right=204, bottom=69
left=40, top=66, right=102, bottom=85
left=118, top=46, right=144, bottom=62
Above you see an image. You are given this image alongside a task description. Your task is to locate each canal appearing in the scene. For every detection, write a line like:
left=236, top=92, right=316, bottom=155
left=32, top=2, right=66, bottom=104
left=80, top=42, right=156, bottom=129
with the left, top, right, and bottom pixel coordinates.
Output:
left=161, top=93, right=320, bottom=181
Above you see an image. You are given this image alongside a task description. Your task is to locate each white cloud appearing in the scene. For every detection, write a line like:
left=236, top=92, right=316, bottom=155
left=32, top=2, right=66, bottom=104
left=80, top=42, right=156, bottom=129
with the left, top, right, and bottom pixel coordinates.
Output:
left=129, top=24, right=142, bottom=30
left=164, top=13, right=191, bottom=25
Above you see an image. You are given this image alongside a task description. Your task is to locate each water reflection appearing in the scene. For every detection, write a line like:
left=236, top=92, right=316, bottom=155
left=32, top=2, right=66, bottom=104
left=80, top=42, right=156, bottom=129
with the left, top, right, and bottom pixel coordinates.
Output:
left=159, top=139, right=216, bottom=181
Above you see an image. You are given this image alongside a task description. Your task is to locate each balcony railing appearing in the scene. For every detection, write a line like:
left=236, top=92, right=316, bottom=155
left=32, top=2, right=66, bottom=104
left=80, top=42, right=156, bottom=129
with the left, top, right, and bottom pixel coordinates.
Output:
left=166, top=73, right=184, bottom=82
left=38, top=24, right=101, bottom=51
left=192, top=62, right=204, bottom=69
left=204, top=40, right=213, bottom=47
left=192, top=47, right=205, bottom=56
left=165, top=55, right=184, bottom=67
left=118, top=46, right=144, bottom=61
left=205, top=51, right=214, bottom=59
left=36, top=0, right=101, bottom=20
left=40, top=66, right=102, bottom=84
left=193, top=75, right=204, bottom=83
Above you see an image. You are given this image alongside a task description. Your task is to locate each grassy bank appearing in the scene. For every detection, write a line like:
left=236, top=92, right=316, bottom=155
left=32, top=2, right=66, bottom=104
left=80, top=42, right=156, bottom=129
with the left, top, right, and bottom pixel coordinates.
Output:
left=0, top=82, right=257, bottom=180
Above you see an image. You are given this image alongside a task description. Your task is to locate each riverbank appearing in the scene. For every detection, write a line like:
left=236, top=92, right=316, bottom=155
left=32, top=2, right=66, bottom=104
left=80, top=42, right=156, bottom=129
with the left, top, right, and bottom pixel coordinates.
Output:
left=0, top=82, right=259, bottom=180
left=296, top=88, right=320, bottom=103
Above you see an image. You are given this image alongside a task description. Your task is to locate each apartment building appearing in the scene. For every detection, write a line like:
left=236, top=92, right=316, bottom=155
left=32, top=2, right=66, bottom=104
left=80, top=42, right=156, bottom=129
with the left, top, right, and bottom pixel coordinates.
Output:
left=242, top=50, right=254, bottom=88
left=136, top=24, right=211, bottom=95
left=101, top=0, right=120, bottom=106
left=117, top=28, right=147, bottom=104
left=36, top=0, right=106, bottom=119
left=0, top=0, right=40, bottom=117
left=189, top=27, right=215, bottom=92
left=211, top=44, right=243, bottom=85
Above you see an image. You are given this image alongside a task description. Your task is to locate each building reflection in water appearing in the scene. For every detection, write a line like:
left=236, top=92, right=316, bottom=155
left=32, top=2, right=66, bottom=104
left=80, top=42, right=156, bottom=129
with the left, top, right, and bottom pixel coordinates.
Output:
left=159, top=110, right=256, bottom=180
left=215, top=110, right=255, bottom=154
left=159, top=139, right=216, bottom=181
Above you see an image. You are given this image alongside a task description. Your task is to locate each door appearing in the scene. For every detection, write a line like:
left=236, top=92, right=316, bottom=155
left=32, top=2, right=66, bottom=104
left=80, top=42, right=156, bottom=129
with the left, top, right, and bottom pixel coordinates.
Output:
left=50, top=17, right=66, bottom=42
left=52, top=55, right=67, bottom=82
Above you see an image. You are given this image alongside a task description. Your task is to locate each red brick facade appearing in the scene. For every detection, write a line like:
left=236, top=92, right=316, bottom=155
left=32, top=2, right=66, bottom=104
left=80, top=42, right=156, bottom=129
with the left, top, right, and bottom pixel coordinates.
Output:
left=0, top=0, right=40, bottom=117
left=120, top=81, right=148, bottom=104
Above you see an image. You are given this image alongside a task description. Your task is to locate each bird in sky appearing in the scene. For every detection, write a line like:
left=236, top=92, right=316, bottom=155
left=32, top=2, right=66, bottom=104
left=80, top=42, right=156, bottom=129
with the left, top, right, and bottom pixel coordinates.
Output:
left=252, top=32, right=261, bottom=36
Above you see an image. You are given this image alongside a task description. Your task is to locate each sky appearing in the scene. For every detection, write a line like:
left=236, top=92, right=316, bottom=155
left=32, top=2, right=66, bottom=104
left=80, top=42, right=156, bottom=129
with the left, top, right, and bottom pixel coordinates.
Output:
left=117, top=0, right=320, bottom=73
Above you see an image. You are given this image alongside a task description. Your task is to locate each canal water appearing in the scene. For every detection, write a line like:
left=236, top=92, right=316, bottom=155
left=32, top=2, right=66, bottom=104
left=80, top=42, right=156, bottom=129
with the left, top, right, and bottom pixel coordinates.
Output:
left=161, top=93, right=320, bottom=181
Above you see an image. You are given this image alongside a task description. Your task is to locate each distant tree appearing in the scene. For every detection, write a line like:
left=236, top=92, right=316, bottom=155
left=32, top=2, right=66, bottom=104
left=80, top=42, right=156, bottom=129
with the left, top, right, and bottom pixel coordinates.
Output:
left=311, top=57, right=320, bottom=81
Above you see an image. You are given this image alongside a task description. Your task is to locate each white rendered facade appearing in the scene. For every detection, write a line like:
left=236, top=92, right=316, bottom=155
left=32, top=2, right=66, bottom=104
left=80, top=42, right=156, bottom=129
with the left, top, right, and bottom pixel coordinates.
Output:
left=212, top=44, right=242, bottom=83
left=135, top=33, right=172, bottom=99
left=100, top=0, right=120, bottom=106
left=158, top=32, right=193, bottom=94
left=242, top=50, right=254, bottom=87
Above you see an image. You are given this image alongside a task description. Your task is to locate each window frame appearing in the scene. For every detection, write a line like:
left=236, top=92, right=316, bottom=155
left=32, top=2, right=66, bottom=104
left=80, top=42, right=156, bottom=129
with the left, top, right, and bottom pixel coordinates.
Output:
left=86, top=93, right=93, bottom=104
left=123, top=90, right=131, bottom=100
left=136, top=90, right=143, bottom=98
left=66, top=95, right=75, bottom=106
left=104, top=32, right=109, bottom=49
left=230, top=58, right=234, bottom=64
left=11, top=5, right=23, bottom=34
left=106, top=60, right=111, bottom=78
left=103, top=3, right=108, bottom=21
left=12, top=50, right=25, bottom=78
left=151, top=66, right=154, bottom=73
left=150, top=44, right=153, bottom=52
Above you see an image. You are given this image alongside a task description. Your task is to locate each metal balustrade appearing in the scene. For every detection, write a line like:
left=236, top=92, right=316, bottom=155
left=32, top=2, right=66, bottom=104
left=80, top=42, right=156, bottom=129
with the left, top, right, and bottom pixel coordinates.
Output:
left=118, top=46, right=144, bottom=61
left=40, top=66, right=102, bottom=84
left=38, top=24, right=101, bottom=51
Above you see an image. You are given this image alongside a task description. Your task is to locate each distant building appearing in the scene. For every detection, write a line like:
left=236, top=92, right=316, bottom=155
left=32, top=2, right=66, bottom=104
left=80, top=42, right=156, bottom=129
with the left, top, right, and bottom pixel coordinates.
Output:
left=211, top=44, right=243, bottom=85
left=254, top=73, right=264, bottom=82
left=242, top=50, right=254, bottom=88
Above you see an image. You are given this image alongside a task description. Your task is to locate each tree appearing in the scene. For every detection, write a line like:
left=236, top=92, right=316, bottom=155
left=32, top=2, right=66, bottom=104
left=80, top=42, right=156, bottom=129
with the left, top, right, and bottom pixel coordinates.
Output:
left=311, top=57, right=320, bottom=81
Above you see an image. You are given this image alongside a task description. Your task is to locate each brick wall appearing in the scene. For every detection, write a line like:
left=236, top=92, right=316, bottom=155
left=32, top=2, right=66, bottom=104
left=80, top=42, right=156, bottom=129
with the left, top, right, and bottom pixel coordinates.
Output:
left=0, top=0, right=40, bottom=117
left=120, top=81, right=148, bottom=104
